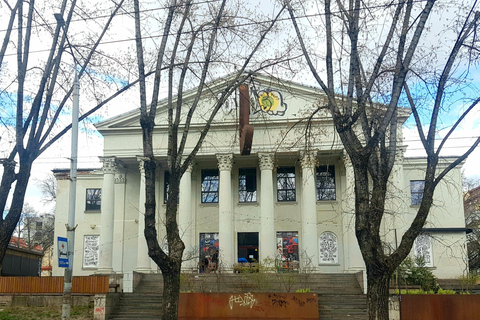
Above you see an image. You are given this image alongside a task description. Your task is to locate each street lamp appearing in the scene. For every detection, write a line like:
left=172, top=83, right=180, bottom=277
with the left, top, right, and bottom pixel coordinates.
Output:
left=55, top=13, right=79, bottom=320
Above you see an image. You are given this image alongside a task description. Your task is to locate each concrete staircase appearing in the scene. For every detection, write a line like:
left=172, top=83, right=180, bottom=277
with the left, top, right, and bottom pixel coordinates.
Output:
left=108, top=273, right=367, bottom=320
left=107, top=274, right=163, bottom=319
left=318, top=293, right=367, bottom=320
left=312, top=274, right=367, bottom=320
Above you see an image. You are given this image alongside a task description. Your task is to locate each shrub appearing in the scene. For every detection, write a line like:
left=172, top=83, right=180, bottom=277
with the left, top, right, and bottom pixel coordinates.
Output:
left=437, top=288, right=456, bottom=294
left=395, top=289, right=434, bottom=294
left=458, top=273, right=479, bottom=293
left=296, top=288, right=311, bottom=293
left=397, top=256, right=437, bottom=292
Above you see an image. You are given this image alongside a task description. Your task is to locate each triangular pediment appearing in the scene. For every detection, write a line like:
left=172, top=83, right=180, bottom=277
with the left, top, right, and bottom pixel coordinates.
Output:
left=95, top=73, right=333, bottom=134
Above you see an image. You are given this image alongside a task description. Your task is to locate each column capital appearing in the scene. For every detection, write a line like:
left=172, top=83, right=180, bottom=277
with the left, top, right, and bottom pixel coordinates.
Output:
left=99, top=156, right=117, bottom=174
left=300, top=150, right=318, bottom=169
left=136, top=156, right=149, bottom=174
left=216, top=154, right=233, bottom=171
left=258, top=152, right=275, bottom=171
left=115, top=173, right=126, bottom=184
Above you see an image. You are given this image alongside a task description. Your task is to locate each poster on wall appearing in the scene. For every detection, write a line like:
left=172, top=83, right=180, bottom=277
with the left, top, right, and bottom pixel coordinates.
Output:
left=276, top=231, right=299, bottom=263
left=199, top=233, right=219, bottom=261
left=83, top=235, right=99, bottom=268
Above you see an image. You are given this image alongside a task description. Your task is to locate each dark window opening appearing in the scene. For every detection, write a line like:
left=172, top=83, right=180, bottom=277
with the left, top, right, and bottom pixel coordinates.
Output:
left=238, top=232, right=259, bottom=263
left=202, top=169, right=219, bottom=203
left=277, top=166, right=296, bottom=201
left=86, top=188, right=101, bottom=211
left=316, top=165, right=336, bottom=200
left=410, top=180, right=425, bottom=205
left=239, top=168, right=257, bottom=202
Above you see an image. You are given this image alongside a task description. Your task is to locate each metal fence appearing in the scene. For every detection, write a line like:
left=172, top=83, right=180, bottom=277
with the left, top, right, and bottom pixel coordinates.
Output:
left=401, top=294, right=480, bottom=320
left=0, top=276, right=109, bottom=294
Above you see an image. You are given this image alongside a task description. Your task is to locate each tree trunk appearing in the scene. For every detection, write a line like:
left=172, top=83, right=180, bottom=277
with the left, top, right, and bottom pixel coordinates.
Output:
left=161, top=261, right=182, bottom=320
left=366, top=266, right=392, bottom=320
left=0, top=160, right=32, bottom=276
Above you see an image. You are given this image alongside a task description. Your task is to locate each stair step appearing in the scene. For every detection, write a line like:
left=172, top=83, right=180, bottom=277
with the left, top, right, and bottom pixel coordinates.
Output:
left=109, top=273, right=368, bottom=320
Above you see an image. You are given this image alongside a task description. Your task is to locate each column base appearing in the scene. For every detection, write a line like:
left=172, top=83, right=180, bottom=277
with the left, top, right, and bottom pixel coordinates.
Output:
left=136, top=267, right=152, bottom=273
left=95, top=268, right=115, bottom=274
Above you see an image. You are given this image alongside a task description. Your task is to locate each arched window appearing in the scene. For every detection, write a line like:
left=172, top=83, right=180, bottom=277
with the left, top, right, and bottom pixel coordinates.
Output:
left=319, top=232, right=338, bottom=264
left=414, top=234, right=433, bottom=267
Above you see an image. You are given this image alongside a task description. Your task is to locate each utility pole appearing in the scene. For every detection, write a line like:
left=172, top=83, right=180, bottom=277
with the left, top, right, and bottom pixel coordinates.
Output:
left=55, top=12, right=80, bottom=319
left=62, top=68, right=79, bottom=320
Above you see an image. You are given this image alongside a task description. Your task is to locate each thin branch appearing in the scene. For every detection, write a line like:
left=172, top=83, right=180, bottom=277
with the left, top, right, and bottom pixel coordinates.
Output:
left=0, top=0, right=20, bottom=69
left=38, top=71, right=155, bottom=155
left=403, top=82, right=427, bottom=149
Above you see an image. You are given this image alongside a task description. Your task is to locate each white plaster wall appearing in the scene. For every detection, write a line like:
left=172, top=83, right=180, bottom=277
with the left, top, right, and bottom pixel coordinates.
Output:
left=401, top=159, right=467, bottom=278
left=431, top=233, right=468, bottom=278
left=403, top=159, right=465, bottom=228
left=52, top=173, right=103, bottom=276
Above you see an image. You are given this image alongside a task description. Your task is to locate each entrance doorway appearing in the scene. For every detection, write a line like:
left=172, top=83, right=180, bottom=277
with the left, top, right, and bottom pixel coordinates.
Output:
left=237, top=232, right=259, bottom=263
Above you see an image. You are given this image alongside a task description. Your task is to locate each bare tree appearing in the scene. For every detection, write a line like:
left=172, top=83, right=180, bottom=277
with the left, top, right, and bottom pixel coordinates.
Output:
left=287, top=0, right=480, bottom=319
left=13, top=203, right=37, bottom=249
left=36, top=174, right=57, bottom=206
left=132, top=0, right=286, bottom=318
left=14, top=203, right=54, bottom=253
left=0, top=0, right=146, bottom=275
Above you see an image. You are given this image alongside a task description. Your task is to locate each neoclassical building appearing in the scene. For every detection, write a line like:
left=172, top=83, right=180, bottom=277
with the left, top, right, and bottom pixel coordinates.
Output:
left=52, top=74, right=468, bottom=282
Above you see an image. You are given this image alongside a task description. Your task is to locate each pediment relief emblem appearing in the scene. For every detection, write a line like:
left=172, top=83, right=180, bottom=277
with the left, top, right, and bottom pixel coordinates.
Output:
left=251, top=88, right=287, bottom=116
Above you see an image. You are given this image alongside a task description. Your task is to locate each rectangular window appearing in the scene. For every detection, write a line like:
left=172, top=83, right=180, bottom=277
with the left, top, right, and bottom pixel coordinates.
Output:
left=86, top=188, right=101, bottom=211
left=83, top=235, right=99, bottom=268
left=201, top=169, right=219, bottom=203
left=277, top=167, right=296, bottom=201
left=239, top=168, right=257, bottom=202
left=410, top=180, right=425, bottom=205
left=316, top=165, right=336, bottom=200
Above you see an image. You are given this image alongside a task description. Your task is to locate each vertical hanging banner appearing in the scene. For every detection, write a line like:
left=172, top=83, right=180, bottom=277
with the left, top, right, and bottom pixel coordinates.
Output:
left=58, top=236, right=69, bottom=268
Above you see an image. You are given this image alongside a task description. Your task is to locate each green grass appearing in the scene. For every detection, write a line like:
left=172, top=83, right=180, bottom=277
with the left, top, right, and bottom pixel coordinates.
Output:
left=0, top=306, right=93, bottom=320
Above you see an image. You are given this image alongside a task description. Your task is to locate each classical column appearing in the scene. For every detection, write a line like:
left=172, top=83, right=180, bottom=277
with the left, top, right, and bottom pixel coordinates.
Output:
left=97, top=157, right=116, bottom=273
left=179, top=162, right=194, bottom=270
left=258, top=153, right=276, bottom=261
left=136, top=157, right=151, bottom=273
left=342, top=153, right=364, bottom=271
left=112, top=170, right=126, bottom=273
left=217, top=154, right=234, bottom=269
left=300, top=151, right=319, bottom=267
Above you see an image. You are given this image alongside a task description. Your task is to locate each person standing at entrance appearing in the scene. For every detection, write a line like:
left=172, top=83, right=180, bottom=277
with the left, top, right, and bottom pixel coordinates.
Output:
left=212, top=250, right=219, bottom=271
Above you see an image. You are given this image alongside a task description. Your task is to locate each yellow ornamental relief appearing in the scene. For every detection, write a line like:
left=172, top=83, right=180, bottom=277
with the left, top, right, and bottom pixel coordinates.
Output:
left=253, top=89, right=287, bottom=116
left=258, top=91, right=280, bottom=112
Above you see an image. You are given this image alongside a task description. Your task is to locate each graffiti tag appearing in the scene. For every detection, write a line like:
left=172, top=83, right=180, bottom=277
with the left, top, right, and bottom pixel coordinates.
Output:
left=229, top=293, right=257, bottom=309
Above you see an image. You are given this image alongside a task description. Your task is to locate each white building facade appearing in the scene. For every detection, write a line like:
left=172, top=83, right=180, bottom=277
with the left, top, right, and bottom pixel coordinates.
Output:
left=52, top=74, right=468, bottom=280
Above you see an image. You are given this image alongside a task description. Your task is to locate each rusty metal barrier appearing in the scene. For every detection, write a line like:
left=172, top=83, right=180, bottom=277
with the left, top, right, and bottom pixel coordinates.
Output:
left=178, top=292, right=318, bottom=319
left=401, top=294, right=480, bottom=320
